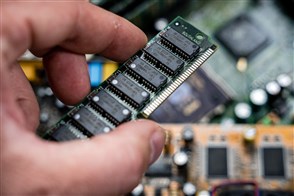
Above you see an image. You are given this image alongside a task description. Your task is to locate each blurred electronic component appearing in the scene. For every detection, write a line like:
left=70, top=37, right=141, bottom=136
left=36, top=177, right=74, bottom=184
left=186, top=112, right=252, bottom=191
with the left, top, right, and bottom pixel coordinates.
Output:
left=277, top=73, right=292, bottom=90
left=131, top=183, right=144, bottom=196
left=88, top=61, right=102, bottom=87
left=173, top=151, right=188, bottom=167
left=265, top=81, right=282, bottom=104
left=261, top=147, right=285, bottom=178
left=243, top=128, right=257, bottom=143
left=207, top=147, right=228, bottom=178
left=215, top=15, right=269, bottom=60
left=154, top=18, right=169, bottom=31
left=146, top=155, right=172, bottom=177
left=182, top=182, right=196, bottom=196
left=50, top=124, right=86, bottom=141
left=137, top=124, right=294, bottom=195
left=150, top=68, right=231, bottom=123
left=234, top=102, right=252, bottom=123
left=250, top=88, right=268, bottom=109
left=20, top=60, right=44, bottom=84
left=39, top=112, right=50, bottom=123
left=181, top=126, right=194, bottom=143
left=211, top=181, right=258, bottom=196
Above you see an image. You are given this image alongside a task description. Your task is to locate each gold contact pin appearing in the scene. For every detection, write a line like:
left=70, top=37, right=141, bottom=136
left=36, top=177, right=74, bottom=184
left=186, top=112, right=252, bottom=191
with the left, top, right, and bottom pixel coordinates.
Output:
left=141, top=47, right=216, bottom=118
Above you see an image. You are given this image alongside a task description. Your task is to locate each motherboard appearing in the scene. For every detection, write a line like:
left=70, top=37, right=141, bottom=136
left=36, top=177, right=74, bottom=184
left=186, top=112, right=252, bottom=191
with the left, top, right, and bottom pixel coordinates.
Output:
left=134, top=124, right=293, bottom=196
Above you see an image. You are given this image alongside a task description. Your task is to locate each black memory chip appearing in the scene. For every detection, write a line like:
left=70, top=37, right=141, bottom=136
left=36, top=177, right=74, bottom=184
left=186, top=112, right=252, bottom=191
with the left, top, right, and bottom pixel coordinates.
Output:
left=109, top=73, right=150, bottom=107
left=51, top=124, right=80, bottom=141
left=215, top=15, right=269, bottom=59
left=72, top=107, right=111, bottom=135
left=145, top=42, right=184, bottom=75
left=161, top=27, right=199, bottom=58
left=127, top=58, right=167, bottom=91
left=262, top=147, right=285, bottom=178
left=207, top=147, right=228, bottom=178
left=90, top=89, right=131, bottom=125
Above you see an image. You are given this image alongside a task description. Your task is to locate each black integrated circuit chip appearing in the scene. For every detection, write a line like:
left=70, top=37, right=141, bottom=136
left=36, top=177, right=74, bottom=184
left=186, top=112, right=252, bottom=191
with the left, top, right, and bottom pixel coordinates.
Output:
left=109, top=73, right=150, bottom=108
left=72, top=107, right=111, bottom=136
left=90, top=89, right=131, bottom=125
left=150, top=68, right=230, bottom=123
left=51, top=125, right=80, bottom=141
left=215, top=15, right=269, bottom=59
left=145, top=156, right=172, bottom=177
left=161, top=27, right=200, bottom=58
left=262, top=147, right=285, bottom=178
left=207, top=147, right=228, bottom=178
left=144, top=43, right=184, bottom=75
left=127, top=58, right=167, bottom=91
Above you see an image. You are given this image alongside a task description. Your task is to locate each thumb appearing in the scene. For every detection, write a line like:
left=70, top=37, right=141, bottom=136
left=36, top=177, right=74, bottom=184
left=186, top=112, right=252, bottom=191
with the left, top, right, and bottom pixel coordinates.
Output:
left=2, top=119, right=165, bottom=195
left=49, top=120, right=166, bottom=195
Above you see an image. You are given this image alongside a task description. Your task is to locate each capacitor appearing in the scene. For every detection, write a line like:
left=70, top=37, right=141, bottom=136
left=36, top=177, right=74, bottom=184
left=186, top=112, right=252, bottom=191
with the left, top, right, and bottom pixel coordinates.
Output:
left=183, top=182, right=196, bottom=196
left=277, top=74, right=292, bottom=89
left=265, top=81, right=281, bottom=103
left=182, top=126, right=194, bottom=143
left=249, top=88, right=268, bottom=112
left=40, top=112, right=49, bottom=123
left=198, top=190, right=210, bottom=196
left=36, top=87, right=46, bottom=98
left=55, top=98, right=65, bottom=109
left=234, top=102, right=252, bottom=123
left=243, top=128, right=257, bottom=143
left=44, top=87, right=53, bottom=96
left=131, top=183, right=144, bottom=196
left=173, top=151, right=188, bottom=167
left=277, top=73, right=293, bottom=97
left=154, top=18, right=168, bottom=31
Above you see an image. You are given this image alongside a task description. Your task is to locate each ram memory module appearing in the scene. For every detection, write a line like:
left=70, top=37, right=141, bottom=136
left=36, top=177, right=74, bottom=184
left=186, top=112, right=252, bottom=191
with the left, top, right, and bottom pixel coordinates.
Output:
left=42, top=16, right=217, bottom=141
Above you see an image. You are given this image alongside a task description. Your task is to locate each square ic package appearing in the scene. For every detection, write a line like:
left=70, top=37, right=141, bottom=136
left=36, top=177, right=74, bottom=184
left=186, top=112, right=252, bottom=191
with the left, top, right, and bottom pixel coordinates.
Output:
left=215, top=15, right=269, bottom=59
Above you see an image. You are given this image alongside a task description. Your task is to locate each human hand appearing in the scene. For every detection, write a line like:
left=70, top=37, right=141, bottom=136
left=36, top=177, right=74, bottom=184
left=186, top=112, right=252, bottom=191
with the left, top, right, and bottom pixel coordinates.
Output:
left=1, top=1, right=165, bottom=195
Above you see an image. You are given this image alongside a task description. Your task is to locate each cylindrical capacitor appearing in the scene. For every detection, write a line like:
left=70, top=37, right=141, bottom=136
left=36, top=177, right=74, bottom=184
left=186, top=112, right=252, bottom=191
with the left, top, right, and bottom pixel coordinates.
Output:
left=234, top=102, right=252, bottom=123
left=198, top=190, right=210, bottom=196
left=40, top=112, right=49, bottom=123
left=55, top=98, right=65, bottom=109
left=182, top=182, right=196, bottom=196
left=277, top=73, right=293, bottom=96
left=243, top=128, right=257, bottom=143
left=182, top=126, right=194, bottom=143
left=277, top=74, right=292, bottom=89
left=265, top=81, right=281, bottom=103
left=154, top=18, right=169, bottom=31
left=173, top=151, right=189, bottom=179
left=249, top=88, right=268, bottom=111
left=173, top=151, right=189, bottom=167
left=131, top=183, right=144, bottom=196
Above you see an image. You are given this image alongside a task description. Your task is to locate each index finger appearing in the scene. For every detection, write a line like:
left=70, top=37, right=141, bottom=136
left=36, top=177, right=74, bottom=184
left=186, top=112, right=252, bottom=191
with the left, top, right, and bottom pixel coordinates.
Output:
left=2, top=1, right=147, bottom=104
left=3, top=1, right=147, bottom=63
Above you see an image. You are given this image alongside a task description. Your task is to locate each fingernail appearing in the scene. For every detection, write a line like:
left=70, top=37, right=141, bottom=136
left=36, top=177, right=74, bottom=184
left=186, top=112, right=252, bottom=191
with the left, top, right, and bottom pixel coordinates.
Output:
left=149, top=126, right=166, bottom=165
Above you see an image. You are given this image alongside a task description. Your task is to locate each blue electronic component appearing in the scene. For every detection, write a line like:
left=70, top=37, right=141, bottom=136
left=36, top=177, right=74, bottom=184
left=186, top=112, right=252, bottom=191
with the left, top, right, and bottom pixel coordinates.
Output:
left=88, top=61, right=102, bottom=87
